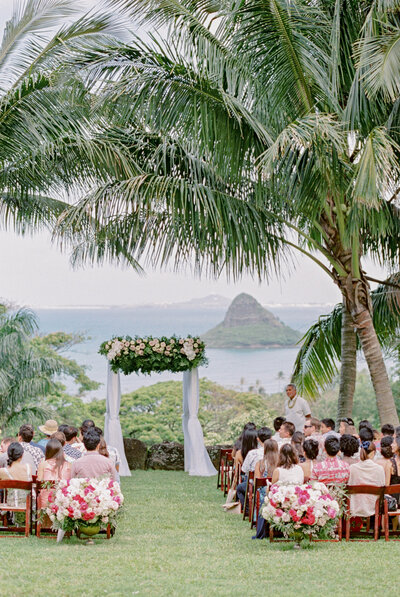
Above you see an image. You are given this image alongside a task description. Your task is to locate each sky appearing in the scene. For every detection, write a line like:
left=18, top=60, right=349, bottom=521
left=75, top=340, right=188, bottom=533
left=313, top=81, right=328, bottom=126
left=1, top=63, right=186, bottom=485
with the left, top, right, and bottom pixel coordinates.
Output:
left=0, top=1, right=388, bottom=307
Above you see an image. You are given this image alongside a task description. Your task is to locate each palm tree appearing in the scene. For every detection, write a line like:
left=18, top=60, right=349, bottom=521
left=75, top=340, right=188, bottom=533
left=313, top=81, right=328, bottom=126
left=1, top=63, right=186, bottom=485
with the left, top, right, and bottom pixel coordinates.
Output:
left=0, top=0, right=135, bottom=238
left=292, top=274, right=400, bottom=420
left=0, top=306, right=60, bottom=432
left=58, top=0, right=400, bottom=423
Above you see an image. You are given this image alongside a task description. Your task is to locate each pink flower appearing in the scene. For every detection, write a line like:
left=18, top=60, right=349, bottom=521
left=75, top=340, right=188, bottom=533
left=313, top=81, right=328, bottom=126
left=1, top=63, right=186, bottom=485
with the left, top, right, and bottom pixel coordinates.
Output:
left=327, top=507, right=337, bottom=519
left=289, top=508, right=300, bottom=522
left=275, top=509, right=284, bottom=517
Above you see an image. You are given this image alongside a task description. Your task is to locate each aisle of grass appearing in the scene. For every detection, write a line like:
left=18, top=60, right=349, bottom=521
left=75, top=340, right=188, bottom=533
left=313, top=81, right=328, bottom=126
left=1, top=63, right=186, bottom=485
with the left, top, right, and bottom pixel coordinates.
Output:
left=0, top=471, right=399, bottom=596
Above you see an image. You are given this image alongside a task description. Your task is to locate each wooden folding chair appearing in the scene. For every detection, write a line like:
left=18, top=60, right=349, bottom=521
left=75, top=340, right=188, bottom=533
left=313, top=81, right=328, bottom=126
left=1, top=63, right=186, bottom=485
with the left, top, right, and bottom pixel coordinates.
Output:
left=35, top=480, right=57, bottom=538
left=0, top=480, right=32, bottom=537
left=242, top=471, right=254, bottom=521
left=383, top=484, right=400, bottom=541
left=251, top=477, right=269, bottom=529
left=217, top=449, right=233, bottom=493
left=345, top=485, right=384, bottom=541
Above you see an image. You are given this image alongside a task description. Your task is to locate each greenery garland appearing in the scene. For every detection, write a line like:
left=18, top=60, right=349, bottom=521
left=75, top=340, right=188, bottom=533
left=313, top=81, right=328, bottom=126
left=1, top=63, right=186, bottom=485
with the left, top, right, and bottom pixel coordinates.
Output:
left=99, top=335, right=207, bottom=375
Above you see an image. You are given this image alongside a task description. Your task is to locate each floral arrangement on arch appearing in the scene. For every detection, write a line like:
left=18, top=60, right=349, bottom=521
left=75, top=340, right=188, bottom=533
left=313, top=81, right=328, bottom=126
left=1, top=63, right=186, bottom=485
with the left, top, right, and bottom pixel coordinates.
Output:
left=46, top=477, right=124, bottom=532
left=261, top=482, right=341, bottom=542
left=99, top=335, right=207, bottom=375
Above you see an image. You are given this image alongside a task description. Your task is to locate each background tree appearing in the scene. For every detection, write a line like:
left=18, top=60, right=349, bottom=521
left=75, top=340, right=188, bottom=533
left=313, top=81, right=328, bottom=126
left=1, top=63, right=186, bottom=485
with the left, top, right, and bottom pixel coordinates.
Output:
left=58, top=0, right=400, bottom=424
left=292, top=274, right=400, bottom=421
left=0, top=305, right=101, bottom=434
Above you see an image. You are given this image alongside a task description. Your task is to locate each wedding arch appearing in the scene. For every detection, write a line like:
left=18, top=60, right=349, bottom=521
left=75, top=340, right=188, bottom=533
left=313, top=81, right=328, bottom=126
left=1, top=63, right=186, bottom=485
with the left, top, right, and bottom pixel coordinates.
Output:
left=100, top=335, right=217, bottom=477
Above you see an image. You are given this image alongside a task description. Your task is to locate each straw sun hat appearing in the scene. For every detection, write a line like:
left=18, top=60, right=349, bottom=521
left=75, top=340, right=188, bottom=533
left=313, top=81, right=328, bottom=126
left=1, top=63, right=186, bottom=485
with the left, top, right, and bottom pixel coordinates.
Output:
left=39, top=419, right=59, bottom=436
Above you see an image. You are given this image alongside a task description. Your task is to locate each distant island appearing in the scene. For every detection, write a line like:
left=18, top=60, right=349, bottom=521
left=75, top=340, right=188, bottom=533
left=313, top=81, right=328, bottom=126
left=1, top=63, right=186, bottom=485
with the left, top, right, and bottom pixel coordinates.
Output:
left=202, top=293, right=301, bottom=348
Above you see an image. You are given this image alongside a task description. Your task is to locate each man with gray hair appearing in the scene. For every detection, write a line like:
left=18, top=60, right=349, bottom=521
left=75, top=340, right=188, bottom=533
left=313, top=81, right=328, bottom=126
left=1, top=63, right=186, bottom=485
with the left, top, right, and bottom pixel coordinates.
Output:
left=284, top=383, right=311, bottom=431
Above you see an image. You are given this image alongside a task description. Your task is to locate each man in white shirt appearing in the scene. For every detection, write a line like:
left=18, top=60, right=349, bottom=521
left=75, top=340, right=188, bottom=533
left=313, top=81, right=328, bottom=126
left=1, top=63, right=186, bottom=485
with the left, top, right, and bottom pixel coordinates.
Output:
left=284, top=384, right=311, bottom=431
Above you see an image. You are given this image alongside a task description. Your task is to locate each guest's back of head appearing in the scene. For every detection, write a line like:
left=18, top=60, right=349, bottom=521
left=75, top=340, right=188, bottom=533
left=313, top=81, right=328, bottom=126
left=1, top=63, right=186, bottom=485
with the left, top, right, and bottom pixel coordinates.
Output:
left=381, top=424, right=395, bottom=437
left=380, top=436, right=394, bottom=459
left=64, top=426, right=78, bottom=442
left=50, top=431, right=66, bottom=446
left=241, top=428, right=258, bottom=461
left=340, top=434, right=359, bottom=458
left=18, top=424, right=34, bottom=443
left=359, top=426, right=374, bottom=443
left=325, top=436, right=340, bottom=457
left=273, top=417, right=285, bottom=432
left=7, top=442, right=24, bottom=466
left=303, top=438, right=319, bottom=461
left=278, top=444, right=299, bottom=468
left=82, top=428, right=101, bottom=451
left=260, top=439, right=279, bottom=476
left=257, top=427, right=273, bottom=443
left=291, top=431, right=304, bottom=459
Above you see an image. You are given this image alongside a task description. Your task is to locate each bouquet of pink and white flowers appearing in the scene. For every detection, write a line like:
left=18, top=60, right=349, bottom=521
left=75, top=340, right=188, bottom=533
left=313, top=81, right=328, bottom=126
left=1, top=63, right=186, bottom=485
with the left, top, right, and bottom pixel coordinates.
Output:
left=46, top=477, right=124, bottom=532
left=261, top=482, right=341, bottom=542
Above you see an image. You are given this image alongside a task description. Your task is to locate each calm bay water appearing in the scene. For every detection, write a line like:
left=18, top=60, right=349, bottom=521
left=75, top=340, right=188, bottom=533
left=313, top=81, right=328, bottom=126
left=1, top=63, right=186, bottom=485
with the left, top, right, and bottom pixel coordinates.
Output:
left=35, top=304, right=337, bottom=397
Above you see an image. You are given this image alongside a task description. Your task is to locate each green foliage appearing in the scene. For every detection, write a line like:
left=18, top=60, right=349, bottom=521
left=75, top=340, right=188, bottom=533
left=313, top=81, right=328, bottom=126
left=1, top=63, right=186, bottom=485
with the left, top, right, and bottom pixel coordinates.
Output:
left=45, top=379, right=277, bottom=445
left=99, top=335, right=207, bottom=375
left=0, top=306, right=102, bottom=435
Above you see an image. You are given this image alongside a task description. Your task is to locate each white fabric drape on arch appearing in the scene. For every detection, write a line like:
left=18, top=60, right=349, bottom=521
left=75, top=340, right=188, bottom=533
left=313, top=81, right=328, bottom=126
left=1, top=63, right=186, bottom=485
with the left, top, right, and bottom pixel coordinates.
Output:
left=105, top=365, right=131, bottom=477
left=182, top=368, right=217, bottom=476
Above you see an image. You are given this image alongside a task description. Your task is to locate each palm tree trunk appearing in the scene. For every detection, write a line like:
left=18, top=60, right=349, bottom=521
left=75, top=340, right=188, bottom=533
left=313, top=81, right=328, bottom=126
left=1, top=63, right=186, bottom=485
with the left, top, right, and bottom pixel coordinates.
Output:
left=354, top=307, right=399, bottom=425
left=337, top=303, right=357, bottom=423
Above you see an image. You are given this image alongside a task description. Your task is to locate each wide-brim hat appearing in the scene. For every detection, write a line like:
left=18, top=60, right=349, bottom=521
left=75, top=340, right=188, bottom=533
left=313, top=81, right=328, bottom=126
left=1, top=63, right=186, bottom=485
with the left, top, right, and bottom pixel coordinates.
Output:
left=39, top=419, right=58, bottom=435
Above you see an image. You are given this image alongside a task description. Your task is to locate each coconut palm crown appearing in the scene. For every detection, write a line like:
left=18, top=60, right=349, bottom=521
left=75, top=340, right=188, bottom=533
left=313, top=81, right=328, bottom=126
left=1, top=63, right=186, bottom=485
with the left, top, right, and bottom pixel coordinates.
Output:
left=58, top=0, right=400, bottom=423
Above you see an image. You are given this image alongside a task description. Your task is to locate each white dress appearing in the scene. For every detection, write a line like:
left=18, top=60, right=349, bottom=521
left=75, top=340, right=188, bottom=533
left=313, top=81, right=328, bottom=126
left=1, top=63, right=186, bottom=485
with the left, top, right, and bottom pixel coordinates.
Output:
left=276, top=464, right=304, bottom=484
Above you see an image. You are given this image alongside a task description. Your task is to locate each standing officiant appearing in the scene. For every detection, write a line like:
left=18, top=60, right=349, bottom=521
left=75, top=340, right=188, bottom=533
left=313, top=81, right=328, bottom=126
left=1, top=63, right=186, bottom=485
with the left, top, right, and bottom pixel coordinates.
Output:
left=284, top=384, right=311, bottom=431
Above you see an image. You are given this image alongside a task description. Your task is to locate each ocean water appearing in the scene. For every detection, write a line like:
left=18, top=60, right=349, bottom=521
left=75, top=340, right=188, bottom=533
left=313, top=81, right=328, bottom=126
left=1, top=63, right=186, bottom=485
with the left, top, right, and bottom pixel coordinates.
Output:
left=34, top=304, right=339, bottom=397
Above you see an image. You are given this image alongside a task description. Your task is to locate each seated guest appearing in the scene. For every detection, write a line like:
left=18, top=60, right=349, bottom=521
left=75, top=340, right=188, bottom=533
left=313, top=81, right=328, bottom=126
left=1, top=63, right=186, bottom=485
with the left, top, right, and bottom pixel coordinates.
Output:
left=0, top=437, right=36, bottom=471
left=62, top=426, right=82, bottom=462
left=79, top=419, right=96, bottom=444
left=255, top=439, right=279, bottom=479
left=235, top=428, right=259, bottom=507
left=232, top=422, right=256, bottom=460
left=71, top=429, right=117, bottom=481
left=234, top=427, right=258, bottom=468
left=37, top=419, right=59, bottom=450
left=339, top=418, right=352, bottom=435
left=94, top=426, right=121, bottom=474
left=348, top=440, right=385, bottom=517
left=390, top=436, right=400, bottom=487
left=311, top=437, right=350, bottom=484
left=300, top=438, right=319, bottom=481
left=0, top=443, right=32, bottom=481
left=18, top=424, right=44, bottom=469
left=359, top=426, right=374, bottom=443
left=0, top=443, right=32, bottom=514
left=276, top=421, right=295, bottom=449
left=271, top=444, right=304, bottom=484
left=340, top=434, right=360, bottom=465
left=378, top=436, right=394, bottom=485
left=291, top=431, right=305, bottom=462
left=320, top=418, right=340, bottom=440
left=381, top=424, right=395, bottom=438
left=359, top=420, right=374, bottom=437
left=241, top=427, right=273, bottom=475
left=37, top=438, right=71, bottom=508
left=271, top=417, right=286, bottom=442
left=304, top=417, right=322, bottom=440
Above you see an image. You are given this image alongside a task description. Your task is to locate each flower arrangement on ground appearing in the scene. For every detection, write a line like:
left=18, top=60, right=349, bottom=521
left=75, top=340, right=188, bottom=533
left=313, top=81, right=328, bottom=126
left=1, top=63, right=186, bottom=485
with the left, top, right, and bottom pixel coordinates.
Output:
left=46, top=477, right=124, bottom=533
left=261, top=482, right=341, bottom=543
left=99, top=335, right=207, bottom=375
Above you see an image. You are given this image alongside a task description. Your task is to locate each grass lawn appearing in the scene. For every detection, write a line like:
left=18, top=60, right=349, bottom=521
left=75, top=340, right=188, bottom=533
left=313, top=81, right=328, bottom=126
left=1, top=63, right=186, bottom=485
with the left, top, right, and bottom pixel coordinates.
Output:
left=1, top=471, right=400, bottom=596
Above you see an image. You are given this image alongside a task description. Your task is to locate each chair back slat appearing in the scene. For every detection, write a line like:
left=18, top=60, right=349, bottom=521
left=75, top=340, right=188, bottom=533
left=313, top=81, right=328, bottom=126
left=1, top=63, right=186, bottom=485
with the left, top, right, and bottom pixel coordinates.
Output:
left=0, top=480, right=32, bottom=491
left=346, top=485, right=384, bottom=496
left=384, top=484, right=400, bottom=496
